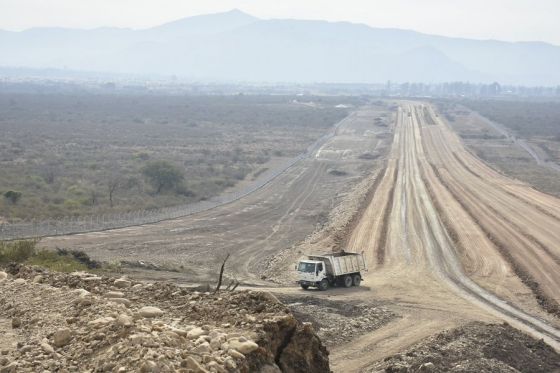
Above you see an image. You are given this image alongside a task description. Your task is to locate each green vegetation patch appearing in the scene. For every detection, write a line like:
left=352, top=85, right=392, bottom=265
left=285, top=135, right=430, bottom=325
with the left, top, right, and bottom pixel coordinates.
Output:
left=0, top=239, right=99, bottom=272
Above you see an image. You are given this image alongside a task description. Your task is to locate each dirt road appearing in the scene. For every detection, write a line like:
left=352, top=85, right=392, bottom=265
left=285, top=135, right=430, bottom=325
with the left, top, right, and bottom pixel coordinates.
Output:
left=41, top=106, right=391, bottom=284
left=333, top=102, right=560, bottom=371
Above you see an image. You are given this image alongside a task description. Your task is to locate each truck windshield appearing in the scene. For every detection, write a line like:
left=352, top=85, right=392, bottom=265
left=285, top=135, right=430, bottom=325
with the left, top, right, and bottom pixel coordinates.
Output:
left=298, top=262, right=316, bottom=273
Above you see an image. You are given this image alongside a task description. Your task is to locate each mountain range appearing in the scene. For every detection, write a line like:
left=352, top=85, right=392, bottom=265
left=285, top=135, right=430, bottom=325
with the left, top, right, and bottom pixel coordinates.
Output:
left=1, top=9, right=559, bottom=85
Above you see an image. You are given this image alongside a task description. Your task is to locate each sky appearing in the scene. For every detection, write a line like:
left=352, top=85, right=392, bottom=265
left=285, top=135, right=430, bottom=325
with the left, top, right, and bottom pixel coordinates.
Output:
left=1, top=0, right=559, bottom=45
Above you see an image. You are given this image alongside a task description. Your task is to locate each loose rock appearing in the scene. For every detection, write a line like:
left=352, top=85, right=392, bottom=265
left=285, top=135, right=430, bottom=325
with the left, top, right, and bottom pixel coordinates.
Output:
left=138, top=306, right=163, bottom=318
left=53, top=328, right=73, bottom=347
left=114, top=278, right=131, bottom=289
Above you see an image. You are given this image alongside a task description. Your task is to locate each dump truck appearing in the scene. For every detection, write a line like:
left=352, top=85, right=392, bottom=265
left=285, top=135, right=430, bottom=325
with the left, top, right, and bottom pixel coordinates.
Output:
left=296, top=251, right=367, bottom=290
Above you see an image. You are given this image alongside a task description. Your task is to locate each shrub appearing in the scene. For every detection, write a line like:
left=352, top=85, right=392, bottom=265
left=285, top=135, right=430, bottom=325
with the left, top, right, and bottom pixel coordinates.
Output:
left=0, top=240, right=37, bottom=264
left=56, top=248, right=100, bottom=269
left=27, top=250, right=88, bottom=272
left=142, top=160, right=185, bottom=194
left=4, top=190, right=22, bottom=204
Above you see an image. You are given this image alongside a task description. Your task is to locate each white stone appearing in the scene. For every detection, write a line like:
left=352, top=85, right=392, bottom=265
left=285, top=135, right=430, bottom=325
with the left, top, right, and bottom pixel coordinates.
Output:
left=109, top=298, right=131, bottom=307
left=187, top=327, right=207, bottom=339
left=138, top=306, right=163, bottom=318
left=169, top=327, right=188, bottom=336
left=114, top=278, right=132, bottom=288
left=184, top=357, right=208, bottom=373
left=74, top=288, right=90, bottom=298
left=117, top=314, right=133, bottom=327
left=228, top=339, right=259, bottom=354
left=193, top=342, right=211, bottom=354
left=224, top=357, right=237, bottom=370
left=105, top=291, right=125, bottom=298
left=82, top=276, right=102, bottom=282
left=228, top=349, right=245, bottom=359
left=88, top=317, right=115, bottom=327
left=207, top=361, right=226, bottom=373
left=40, top=342, right=55, bottom=354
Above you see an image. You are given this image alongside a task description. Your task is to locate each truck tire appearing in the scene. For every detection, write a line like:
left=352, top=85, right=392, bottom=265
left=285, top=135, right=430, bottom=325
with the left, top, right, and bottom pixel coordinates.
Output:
left=318, top=279, right=329, bottom=291
left=352, top=274, right=361, bottom=287
left=300, top=284, right=309, bottom=290
left=343, top=275, right=353, bottom=288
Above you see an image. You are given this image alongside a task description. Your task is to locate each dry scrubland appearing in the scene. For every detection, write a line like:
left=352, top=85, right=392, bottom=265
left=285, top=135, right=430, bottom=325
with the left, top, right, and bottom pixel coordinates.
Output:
left=437, top=99, right=560, bottom=196
left=0, top=94, right=356, bottom=222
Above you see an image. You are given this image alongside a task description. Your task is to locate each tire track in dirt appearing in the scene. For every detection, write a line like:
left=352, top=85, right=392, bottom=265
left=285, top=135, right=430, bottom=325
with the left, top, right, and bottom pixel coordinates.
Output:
left=428, top=161, right=560, bottom=316
left=407, top=104, right=560, bottom=344
left=423, top=110, right=560, bottom=305
left=376, top=170, right=398, bottom=265
left=326, top=102, right=560, bottom=372
left=451, top=150, right=560, bottom=223
left=346, top=102, right=560, bottom=352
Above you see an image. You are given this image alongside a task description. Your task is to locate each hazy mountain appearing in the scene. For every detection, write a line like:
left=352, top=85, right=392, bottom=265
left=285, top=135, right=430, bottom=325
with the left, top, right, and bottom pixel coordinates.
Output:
left=1, top=9, right=559, bottom=85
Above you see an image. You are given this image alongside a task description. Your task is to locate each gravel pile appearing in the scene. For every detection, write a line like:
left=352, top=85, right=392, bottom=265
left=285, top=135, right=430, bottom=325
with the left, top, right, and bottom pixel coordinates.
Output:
left=278, top=295, right=396, bottom=347
left=0, top=265, right=330, bottom=373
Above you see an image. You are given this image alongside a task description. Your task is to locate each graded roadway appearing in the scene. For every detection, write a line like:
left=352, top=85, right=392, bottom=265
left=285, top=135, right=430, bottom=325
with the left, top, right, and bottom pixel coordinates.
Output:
left=333, top=102, right=560, bottom=371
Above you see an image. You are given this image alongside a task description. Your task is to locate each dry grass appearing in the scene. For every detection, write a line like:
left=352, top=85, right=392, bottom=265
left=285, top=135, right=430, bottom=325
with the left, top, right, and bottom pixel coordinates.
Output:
left=437, top=100, right=560, bottom=197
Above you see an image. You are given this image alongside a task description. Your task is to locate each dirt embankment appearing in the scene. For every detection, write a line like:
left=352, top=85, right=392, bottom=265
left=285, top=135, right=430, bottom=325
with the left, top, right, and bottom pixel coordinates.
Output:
left=368, top=322, right=560, bottom=373
left=277, top=294, right=396, bottom=348
left=0, top=266, right=329, bottom=373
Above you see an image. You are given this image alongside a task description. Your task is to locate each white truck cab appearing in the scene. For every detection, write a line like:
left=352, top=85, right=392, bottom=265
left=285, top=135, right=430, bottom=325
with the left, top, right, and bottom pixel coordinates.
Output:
left=297, top=260, right=326, bottom=285
left=296, top=251, right=367, bottom=290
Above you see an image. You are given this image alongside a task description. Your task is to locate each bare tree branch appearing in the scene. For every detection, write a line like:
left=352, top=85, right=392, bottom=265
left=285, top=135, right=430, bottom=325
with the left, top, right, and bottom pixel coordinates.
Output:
left=214, top=253, right=230, bottom=293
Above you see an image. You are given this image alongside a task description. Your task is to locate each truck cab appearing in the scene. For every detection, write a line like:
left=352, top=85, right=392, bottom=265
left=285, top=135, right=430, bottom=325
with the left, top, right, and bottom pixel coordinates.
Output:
left=296, top=260, right=327, bottom=290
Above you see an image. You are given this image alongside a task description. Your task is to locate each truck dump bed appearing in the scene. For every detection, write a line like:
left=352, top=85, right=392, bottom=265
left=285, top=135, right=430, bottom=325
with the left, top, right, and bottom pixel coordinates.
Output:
left=308, top=252, right=367, bottom=276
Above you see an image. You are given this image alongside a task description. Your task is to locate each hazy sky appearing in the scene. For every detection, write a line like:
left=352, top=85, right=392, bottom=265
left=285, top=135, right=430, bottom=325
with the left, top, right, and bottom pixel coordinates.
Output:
left=1, top=0, right=559, bottom=45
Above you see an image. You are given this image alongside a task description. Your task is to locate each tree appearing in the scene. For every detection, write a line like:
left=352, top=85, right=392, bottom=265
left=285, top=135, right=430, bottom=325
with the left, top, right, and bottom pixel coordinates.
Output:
left=89, top=189, right=98, bottom=206
left=107, top=174, right=123, bottom=207
left=141, top=160, right=185, bottom=194
left=4, top=190, right=22, bottom=204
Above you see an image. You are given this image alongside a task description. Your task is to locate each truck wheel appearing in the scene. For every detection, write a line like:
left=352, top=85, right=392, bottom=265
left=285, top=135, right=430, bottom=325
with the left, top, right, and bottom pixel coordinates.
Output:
left=318, top=279, right=329, bottom=291
left=352, top=275, right=361, bottom=287
left=300, top=284, right=309, bottom=290
left=343, top=275, right=353, bottom=288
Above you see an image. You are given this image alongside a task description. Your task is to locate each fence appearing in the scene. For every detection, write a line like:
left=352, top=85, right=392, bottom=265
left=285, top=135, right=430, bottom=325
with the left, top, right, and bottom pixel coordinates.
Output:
left=0, top=113, right=347, bottom=241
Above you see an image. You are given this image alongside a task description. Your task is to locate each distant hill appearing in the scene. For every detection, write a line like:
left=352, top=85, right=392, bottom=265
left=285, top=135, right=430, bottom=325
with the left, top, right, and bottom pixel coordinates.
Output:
left=1, top=9, right=559, bottom=85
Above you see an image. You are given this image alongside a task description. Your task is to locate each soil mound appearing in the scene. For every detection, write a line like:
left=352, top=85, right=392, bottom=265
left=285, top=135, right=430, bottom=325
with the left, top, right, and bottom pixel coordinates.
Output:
left=369, top=321, right=560, bottom=373
left=0, top=265, right=330, bottom=372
